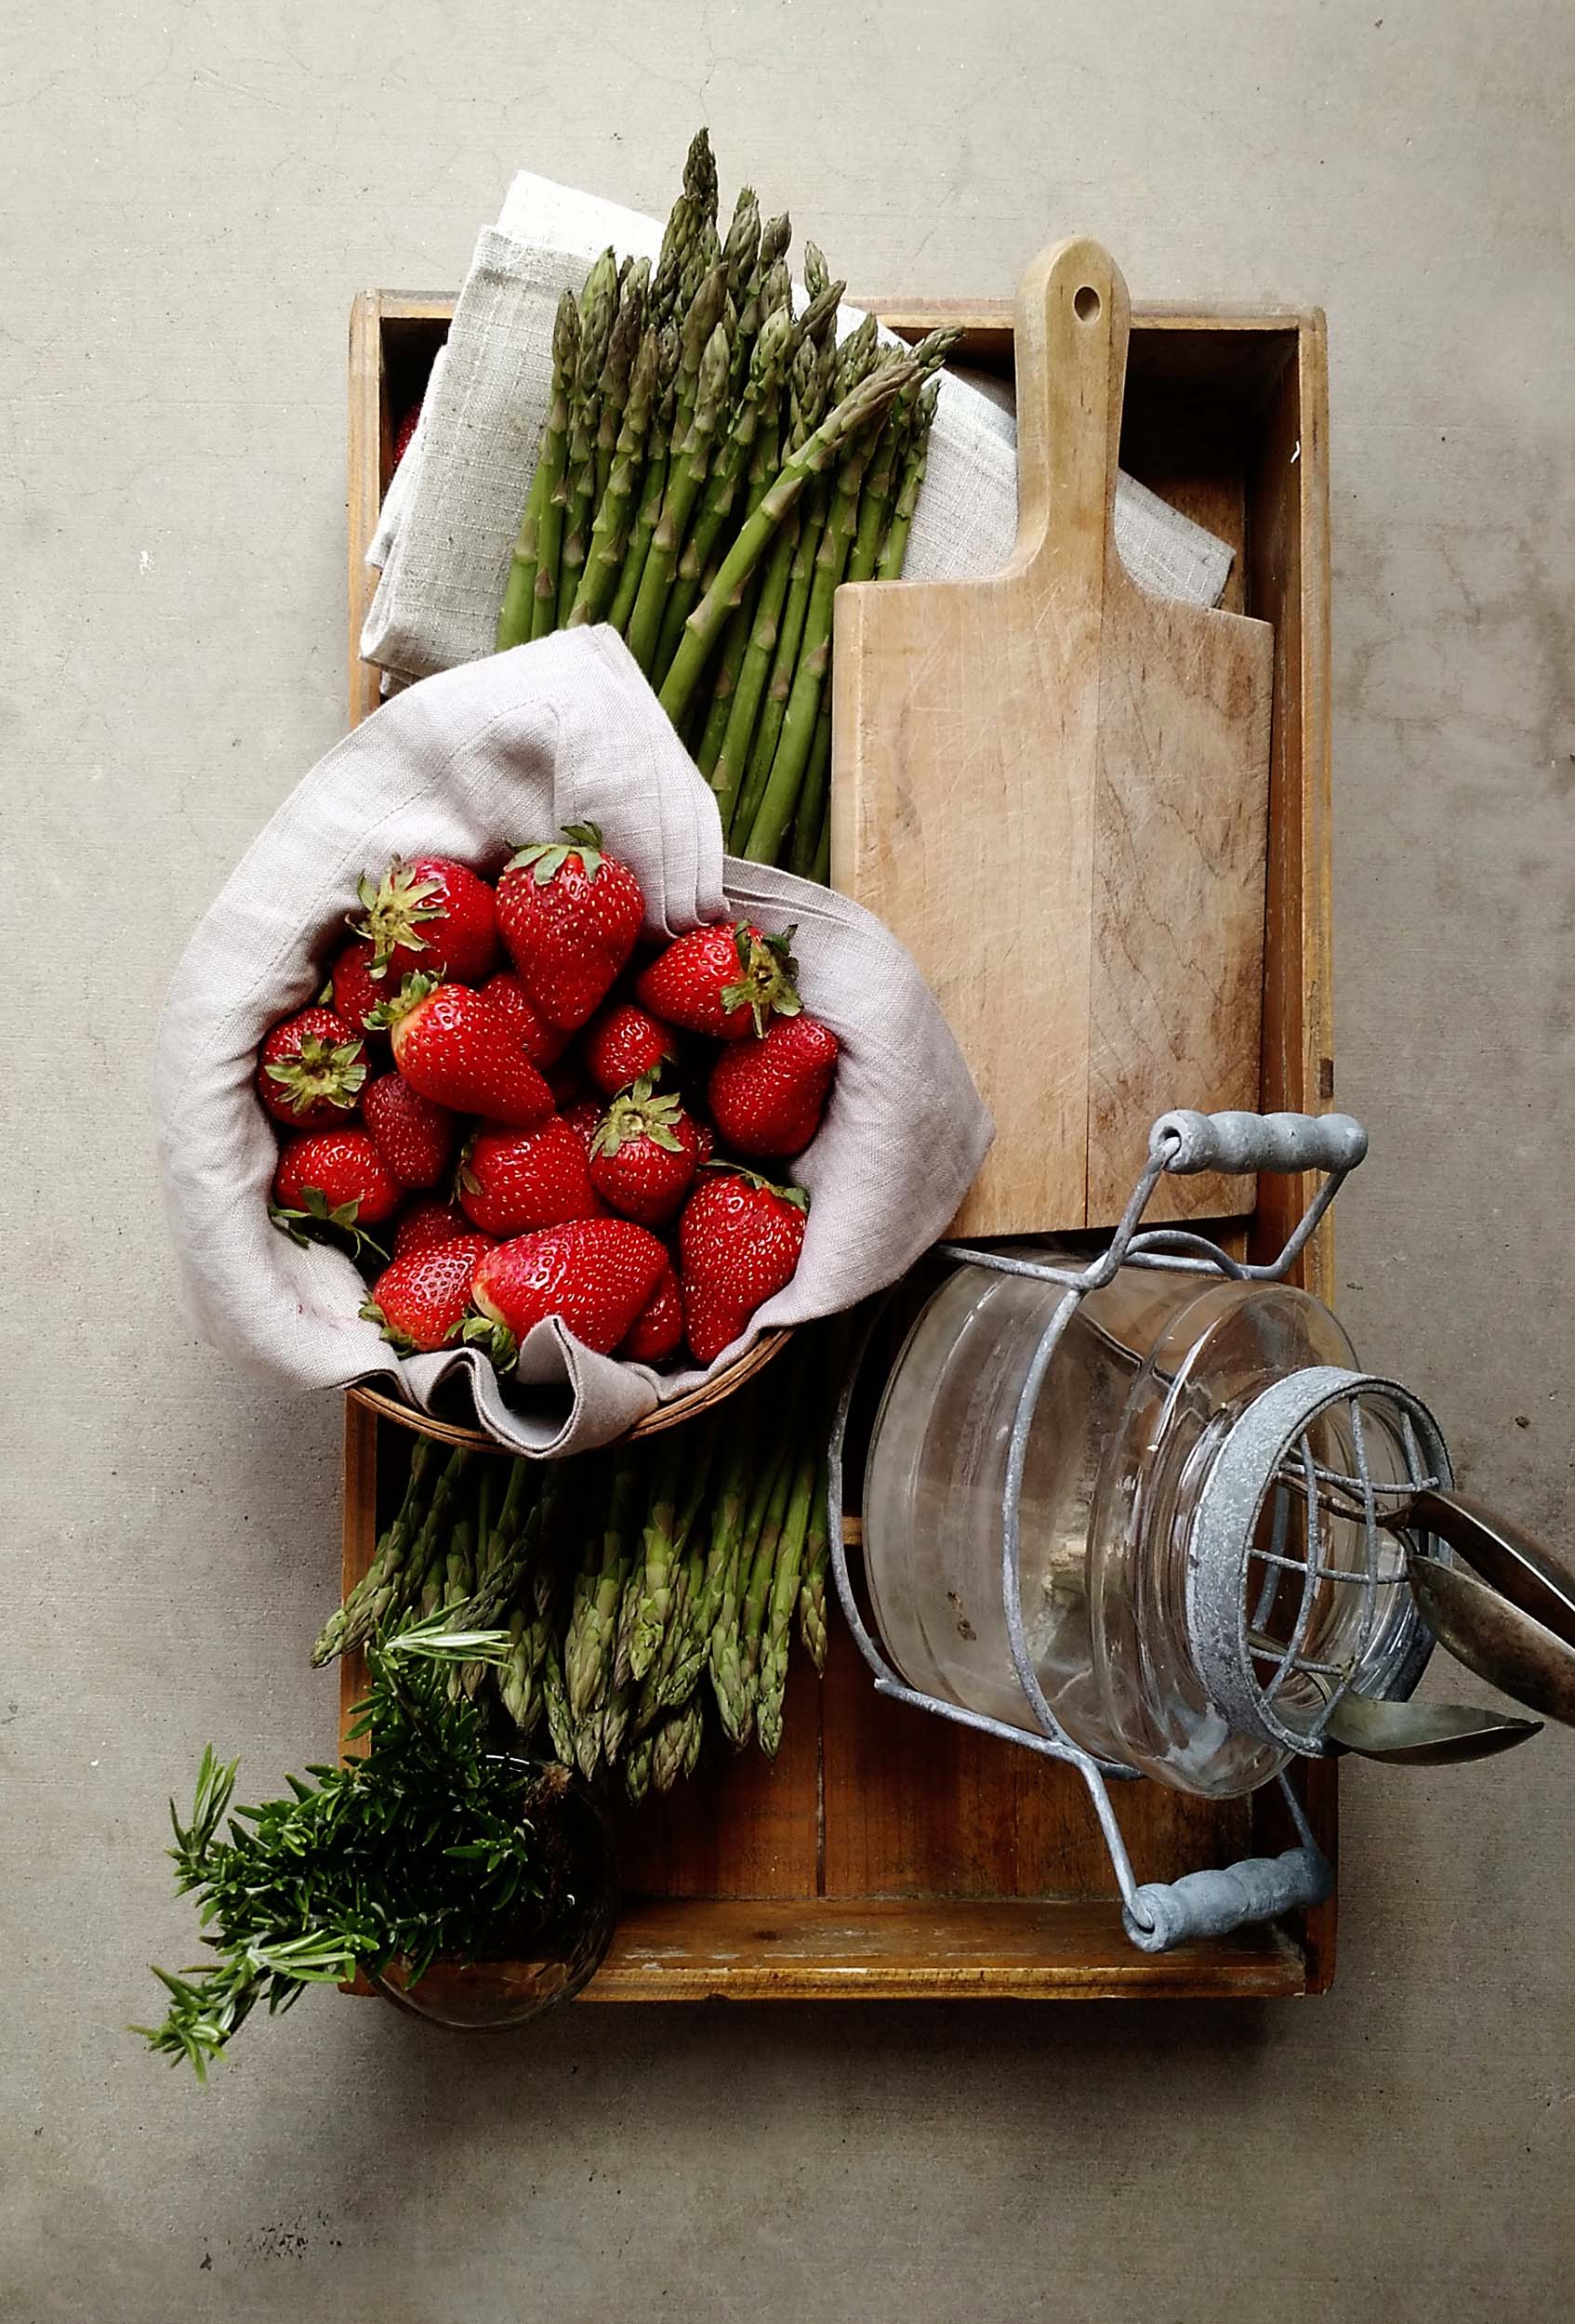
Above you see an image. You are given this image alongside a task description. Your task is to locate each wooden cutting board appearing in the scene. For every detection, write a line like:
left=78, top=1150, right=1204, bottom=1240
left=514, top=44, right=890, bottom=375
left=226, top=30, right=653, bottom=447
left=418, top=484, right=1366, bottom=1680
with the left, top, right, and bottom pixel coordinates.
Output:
left=831, top=238, right=1274, bottom=1235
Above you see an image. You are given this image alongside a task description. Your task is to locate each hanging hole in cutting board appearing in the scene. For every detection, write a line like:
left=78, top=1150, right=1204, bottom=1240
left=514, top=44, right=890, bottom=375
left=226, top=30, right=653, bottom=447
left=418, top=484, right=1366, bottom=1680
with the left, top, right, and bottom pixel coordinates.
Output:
left=1074, top=284, right=1102, bottom=321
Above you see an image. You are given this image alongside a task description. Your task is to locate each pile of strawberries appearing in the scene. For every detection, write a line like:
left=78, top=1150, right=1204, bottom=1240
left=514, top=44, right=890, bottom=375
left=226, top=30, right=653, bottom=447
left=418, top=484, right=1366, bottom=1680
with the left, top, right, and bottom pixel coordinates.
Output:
left=259, top=826, right=838, bottom=1372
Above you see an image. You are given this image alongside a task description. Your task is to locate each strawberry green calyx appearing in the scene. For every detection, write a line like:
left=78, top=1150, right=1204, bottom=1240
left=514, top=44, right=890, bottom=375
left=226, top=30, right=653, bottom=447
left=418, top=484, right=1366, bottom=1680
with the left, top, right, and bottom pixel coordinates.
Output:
left=720, top=920, right=801, bottom=1036
left=351, top=858, right=446, bottom=972
left=508, top=822, right=607, bottom=889
left=366, top=971, right=440, bottom=1033
left=459, top=1314, right=519, bottom=1371
left=263, top=1034, right=366, bottom=1116
left=269, top=1187, right=389, bottom=1261
left=704, top=1161, right=810, bottom=1211
left=590, top=1075, right=686, bottom=1159
left=358, top=1294, right=417, bottom=1356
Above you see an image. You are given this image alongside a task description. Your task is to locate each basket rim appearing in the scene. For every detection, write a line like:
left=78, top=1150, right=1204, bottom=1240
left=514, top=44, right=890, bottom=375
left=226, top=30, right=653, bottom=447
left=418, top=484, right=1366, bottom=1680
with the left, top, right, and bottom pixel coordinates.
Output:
left=345, top=1327, right=792, bottom=1450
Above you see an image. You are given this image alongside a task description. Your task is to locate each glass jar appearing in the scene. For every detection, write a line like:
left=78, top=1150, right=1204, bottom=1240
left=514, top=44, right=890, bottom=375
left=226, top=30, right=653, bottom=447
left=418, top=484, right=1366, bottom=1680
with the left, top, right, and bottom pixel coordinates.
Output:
left=863, top=1253, right=1437, bottom=1799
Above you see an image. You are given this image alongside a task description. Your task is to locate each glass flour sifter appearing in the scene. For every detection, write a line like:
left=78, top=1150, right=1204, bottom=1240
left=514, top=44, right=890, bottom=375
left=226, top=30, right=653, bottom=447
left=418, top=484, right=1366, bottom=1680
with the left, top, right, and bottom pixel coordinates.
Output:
left=831, top=1108, right=1569, bottom=1955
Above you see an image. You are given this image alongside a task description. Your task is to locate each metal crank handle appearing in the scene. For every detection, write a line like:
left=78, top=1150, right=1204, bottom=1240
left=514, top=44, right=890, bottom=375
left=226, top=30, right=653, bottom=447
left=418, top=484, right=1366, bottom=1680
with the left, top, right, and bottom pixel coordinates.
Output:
left=1121, top=1842, right=1334, bottom=1954
left=1153, top=1109, right=1368, bottom=1179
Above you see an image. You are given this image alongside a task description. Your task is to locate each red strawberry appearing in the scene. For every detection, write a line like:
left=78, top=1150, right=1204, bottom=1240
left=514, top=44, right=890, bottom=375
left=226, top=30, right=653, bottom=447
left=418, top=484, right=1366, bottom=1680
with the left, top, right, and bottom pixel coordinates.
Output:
left=392, top=1198, right=472, bottom=1261
left=588, top=1077, right=701, bottom=1225
left=361, top=1234, right=492, bottom=1353
left=692, top=1118, right=715, bottom=1166
left=272, top=1127, right=401, bottom=1249
left=351, top=854, right=498, bottom=986
left=707, top=1015, right=840, bottom=1157
left=679, top=1168, right=809, bottom=1366
left=620, top=1260, right=684, bottom=1363
left=635, top=919, right=801, bottom=1040
left=562, top=1098, right=602, bottom=1154
left=257, top=1006, right=366, bottom=1128
left=363, top=1070, right=457, bottom=1189
left=392, top=399, right=422, bottom=466
left=467, top=1219, right=668, bottom=1364
left=480, top=971, right=569, bottom=1065
left=495, top=822, right=644, bottom=1030
left=372, top=974, right=552, bottom=1127
left=457, top=1118, right=601, bottom=1238
left=328, top=940, right=388, bottom=1036
left=580, top=998, right=681, bottom=1096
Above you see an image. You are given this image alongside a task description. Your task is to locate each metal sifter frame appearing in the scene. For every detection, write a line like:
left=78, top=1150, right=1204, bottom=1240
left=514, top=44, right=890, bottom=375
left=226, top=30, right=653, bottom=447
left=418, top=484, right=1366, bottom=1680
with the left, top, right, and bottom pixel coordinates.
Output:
left=828, top=1108, right=1445, bottom=1956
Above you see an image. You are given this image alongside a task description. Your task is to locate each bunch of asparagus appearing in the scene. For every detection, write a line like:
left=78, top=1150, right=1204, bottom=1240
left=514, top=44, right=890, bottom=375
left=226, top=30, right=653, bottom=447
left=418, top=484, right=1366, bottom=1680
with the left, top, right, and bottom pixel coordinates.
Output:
left=495, top=130, right=955, bottom=880
left=312, top=1342, right=836, bottom=1802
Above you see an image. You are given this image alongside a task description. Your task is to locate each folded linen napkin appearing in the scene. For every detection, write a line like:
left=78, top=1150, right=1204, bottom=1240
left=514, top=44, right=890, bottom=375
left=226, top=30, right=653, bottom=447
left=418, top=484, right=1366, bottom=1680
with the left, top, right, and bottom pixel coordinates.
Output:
left=361, top=174, right=1235, bottom=684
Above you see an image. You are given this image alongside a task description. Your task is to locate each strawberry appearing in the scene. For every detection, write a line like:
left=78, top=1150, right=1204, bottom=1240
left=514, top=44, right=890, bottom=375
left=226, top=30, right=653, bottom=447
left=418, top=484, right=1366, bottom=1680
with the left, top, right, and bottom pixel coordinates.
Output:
left=480, top=971, right=569, bottom=1066
left=327, top=940, right=388, bottom=1036
left=679, top=1167, right=809, bottom=1365
left=457, top=1117, right=601, bottom=1238
left=271, top=1127, right=401, bottom=1250
left=588, top=1076, right=701, bottom=1225
left=692, top=1117, right=716, bottom=1166
left=392, top=398, right=422, bottom=466
left=620, top=1260, right=684, bottom=1363
left=351, top=853, right=498, bottom=985
left=372, top=974, right=552, bottom=1127
left=580, top=998, right=681, bottom=1096
left=706, top=1014, right=840, bottom=1157
left=392, top=1198, right=473, bottom=1260
left=495, top=822, right=644, bottom=1030
left=363, top=1069, right=457, bottom=1189
left=466, top=1219, right=668, bottom=1365
left=257, top=1006, right=366, bottom=1128
left=562, top=1098, right=602, bottom=1154
left=635, top=919, right=801, bottom=1040
left=361, top=1234, right=492, bottom=1354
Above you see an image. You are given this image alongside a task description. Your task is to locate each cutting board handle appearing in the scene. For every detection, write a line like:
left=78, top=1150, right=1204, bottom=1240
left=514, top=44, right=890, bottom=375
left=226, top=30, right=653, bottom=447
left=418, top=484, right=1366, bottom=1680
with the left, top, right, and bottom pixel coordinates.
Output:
left=1011, top=237, right=1130, bottom=598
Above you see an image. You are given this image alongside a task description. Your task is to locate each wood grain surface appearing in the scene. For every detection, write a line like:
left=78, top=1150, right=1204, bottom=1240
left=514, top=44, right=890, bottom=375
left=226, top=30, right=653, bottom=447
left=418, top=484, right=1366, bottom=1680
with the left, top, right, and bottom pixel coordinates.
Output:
left=833, top=241, right=1275, bottom=1235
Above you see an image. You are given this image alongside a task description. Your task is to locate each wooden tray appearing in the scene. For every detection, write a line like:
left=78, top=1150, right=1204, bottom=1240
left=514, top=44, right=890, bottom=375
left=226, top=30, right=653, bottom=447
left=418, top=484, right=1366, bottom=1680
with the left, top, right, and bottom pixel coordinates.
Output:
left=341, top=285, right=1337, bottom=2000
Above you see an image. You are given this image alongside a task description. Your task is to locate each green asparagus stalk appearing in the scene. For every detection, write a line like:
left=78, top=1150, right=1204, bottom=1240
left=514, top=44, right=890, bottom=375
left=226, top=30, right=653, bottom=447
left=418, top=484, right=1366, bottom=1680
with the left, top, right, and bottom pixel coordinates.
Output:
left=625, top=277, right=730, bottom=671
left=756, top=1445, right=817, bottom=1757
left=802, top=239, right=831, bottom=303
left=564, top=1450, right=642, bottom=1723
left=682, top=218, right=721, bottom=315
left=788, top=700, right=833, bottom=879
left=878, top=378, right=939, bottom=580
left=799, top=1449, right=832, bottom=1671
left=624, top=1734, right=655, bottom=1804
left=812, top=800, right=831, bottom=886
left=591, top=257, right=649, bottom=510
left=496, top=292, right=577, bottom=651
left=619, top=1434, right=684, bottom=1685
left=608, top=323, right=680, bottom=633
left=653, top=302, right=793, bottom=683
left=570, top=324, right=658, bottom=627
left=653, top=1698, right=705, bottom=1792
left=541, top=1636, right=574, bottom=1766
left=525, top=293, right=580, bottom=642
left=739, top=1441, right=797, bottom=1699
left=740, top=403, right=880, bottom=862
left=660, top=350, right=912, bottom=735
left=721, top=184, right=760, bottom=304
left=557, top=248, right=620, bottom=624
left=710, top=1430, right=794, bottom=1748
left=310, top=1435, right=439, bottom=1665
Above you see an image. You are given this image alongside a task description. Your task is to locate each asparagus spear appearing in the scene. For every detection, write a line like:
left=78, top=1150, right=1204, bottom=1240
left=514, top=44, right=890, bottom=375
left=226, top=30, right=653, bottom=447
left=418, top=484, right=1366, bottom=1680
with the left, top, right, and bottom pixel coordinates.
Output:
left=879, top=377, right=939, bottom=580
left=756, top=1445, right=817, bottom=1757
left=802, top=239, right=831, bottom=303
left=496, top=291, right=577, bottom=651
left=740, top=402, right=882, bottom=863
left=310, top=1434, right=439, bottom=1665
left=663, top=342, right=909, bottom=740
left=541, top=1636, right=574, bottom=1767
left=570, top=324, right=659, bottom=627
left=788, top=705, right=834, bottom=879
left=591, top=257, right=649, bottom=509
left=653, top=302, right=793, bottom=683
left=624, top=1734, right=655, bottom=1804
left=525, top=293, right=580, bottom=642
left=557, top=248, right=620, bottom=625
left=653, top=1698, right=706, bottom=1792
left=564, top=1449, right=642, bottom=1723
left=625, top=271, right=729, bottom=671
left=608, top=323, right=681, bottom=633
left=710, top=1429, right=794, bottom=1748
left=799, top=1441, right=833, bottom=1673
left=618, top=1434, right=684, bottom=1685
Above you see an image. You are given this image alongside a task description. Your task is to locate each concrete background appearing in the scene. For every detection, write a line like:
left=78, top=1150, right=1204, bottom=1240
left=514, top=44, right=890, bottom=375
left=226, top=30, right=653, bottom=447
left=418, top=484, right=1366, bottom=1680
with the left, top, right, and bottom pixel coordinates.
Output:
left=5, top=3, right=1572, bottom=2318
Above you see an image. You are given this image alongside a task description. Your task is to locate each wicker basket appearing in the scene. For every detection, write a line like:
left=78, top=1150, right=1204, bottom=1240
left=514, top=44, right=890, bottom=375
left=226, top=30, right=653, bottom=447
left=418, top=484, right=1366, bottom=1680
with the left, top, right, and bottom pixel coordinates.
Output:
left=344, top=1326, right=790, bottom=1451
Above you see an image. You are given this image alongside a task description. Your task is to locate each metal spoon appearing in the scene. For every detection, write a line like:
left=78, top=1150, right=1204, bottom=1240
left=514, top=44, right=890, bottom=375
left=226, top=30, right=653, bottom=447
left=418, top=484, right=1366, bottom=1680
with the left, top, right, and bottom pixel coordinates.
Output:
left=1319, top=1689, right=1542, bottom=1766
left=1406, top=1552, right=1575, bottom=1729
left=1398, top=1490, right=1575, bottom=1651
left=1246, top=1634, right=1542, bottom=1763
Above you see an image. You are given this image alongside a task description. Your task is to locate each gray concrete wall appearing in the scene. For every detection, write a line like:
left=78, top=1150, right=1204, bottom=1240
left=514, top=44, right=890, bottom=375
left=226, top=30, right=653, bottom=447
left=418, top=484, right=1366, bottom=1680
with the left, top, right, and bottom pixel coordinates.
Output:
left=5, top=5, right=1571, bottom=2318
